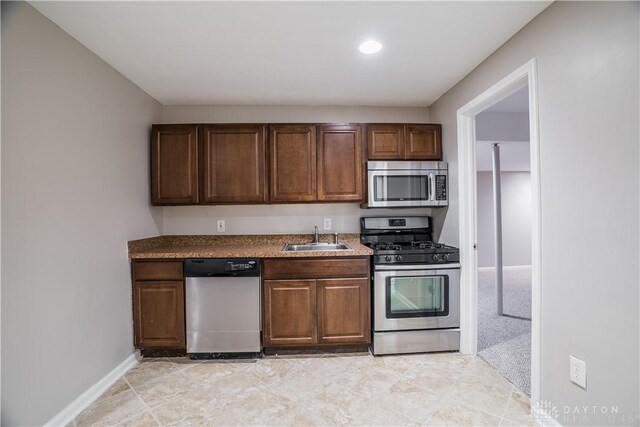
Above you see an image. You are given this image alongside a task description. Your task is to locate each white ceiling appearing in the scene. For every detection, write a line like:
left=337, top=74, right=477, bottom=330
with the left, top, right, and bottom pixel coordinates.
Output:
left=485, top=86, right=529, bottom=113
left=29, top=1, right=551, bottom=107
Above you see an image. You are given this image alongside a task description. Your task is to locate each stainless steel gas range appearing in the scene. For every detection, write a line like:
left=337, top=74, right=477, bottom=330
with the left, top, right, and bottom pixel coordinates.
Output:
left=360, top=216, right=461, bottom=355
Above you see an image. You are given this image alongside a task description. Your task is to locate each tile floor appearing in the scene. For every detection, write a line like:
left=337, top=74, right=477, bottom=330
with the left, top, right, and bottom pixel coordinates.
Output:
left=72, top=353, right=535, bottom=426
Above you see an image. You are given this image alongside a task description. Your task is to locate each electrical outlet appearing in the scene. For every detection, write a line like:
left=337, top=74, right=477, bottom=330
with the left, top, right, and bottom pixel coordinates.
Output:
left=217, top=219, right=226, bottom=233
left=323, top=218, right=332, bottom=230
left=570, top=355, right=586, bottom=389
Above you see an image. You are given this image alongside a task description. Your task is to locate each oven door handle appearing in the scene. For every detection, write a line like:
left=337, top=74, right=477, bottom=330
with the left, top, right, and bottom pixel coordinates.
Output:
left=374, top=263, right=460, bottom=271
left=429, top=173, right=435, bottom=201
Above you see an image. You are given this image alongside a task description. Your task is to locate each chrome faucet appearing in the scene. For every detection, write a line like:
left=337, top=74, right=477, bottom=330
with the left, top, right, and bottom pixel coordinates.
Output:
left=313, top=226, right=320, bottom=243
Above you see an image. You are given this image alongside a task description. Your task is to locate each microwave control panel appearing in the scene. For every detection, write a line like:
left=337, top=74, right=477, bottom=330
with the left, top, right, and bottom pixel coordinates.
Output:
left=435, top=175, right=447, bottom=201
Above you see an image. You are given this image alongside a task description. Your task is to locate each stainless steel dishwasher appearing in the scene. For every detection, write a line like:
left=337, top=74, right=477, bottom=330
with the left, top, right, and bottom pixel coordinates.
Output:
left=184, top=258, right=261, bottom=357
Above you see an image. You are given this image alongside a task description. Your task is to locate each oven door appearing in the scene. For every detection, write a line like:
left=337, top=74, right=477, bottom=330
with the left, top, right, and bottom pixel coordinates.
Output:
left=374, top=265, right=460, bottom=331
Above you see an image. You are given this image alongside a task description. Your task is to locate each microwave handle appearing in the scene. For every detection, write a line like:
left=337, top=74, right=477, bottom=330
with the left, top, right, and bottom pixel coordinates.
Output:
left=429, top=173, right=435, bottom=201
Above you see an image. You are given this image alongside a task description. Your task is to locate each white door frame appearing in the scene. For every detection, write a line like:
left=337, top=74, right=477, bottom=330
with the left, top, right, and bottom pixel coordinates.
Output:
left=456, top=58, right=542, bottom=403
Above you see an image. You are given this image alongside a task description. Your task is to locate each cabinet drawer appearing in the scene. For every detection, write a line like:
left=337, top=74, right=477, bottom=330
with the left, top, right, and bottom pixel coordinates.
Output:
left=132, top=261, right=183, bottom=281
left=262, top=257, right=369, bottom=279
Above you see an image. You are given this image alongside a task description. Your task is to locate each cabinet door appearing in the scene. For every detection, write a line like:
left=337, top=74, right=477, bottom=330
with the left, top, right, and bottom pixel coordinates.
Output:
left=367, top=124, right=404, bottom=160
left=405, top=124, right=442, bottom=160
left=269, top=125, right=317, bottom=202
left=133, top=281, right=185, bottom=348
left=317, top=278, right=370, bottom=344
left=200, top=125, right=267, bottom=204
left=317, top=124, right=364, bottom=202
left=151, top=124, right=198, bottom=205
left=263, top=279, right=317, bottom=346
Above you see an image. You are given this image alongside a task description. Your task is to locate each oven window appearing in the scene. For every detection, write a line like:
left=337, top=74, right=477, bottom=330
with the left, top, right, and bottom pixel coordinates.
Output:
left=373, top=175, right=428, bottom=201
left=386, top=276, right=449, bottom=318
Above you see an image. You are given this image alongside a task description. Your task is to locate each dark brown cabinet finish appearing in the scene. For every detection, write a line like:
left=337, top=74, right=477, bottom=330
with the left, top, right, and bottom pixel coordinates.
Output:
left=132, top=261, right=183, bottom=281
left=269, top=125, right=317, bottom=202
left=317, top=278, right=370, bottom=344
left=200, top=125, right=267, bottom=204
left=366, top=124, right=442, bottom=160
left=262, top=257, right=369, bottom=279
left=151, top=125, right=199, bottom=205
left=132, top=261, right=185, bottom=350
left=262, top=257, right=370, bottom=350
left=367, top=124, right=405, bottom=160
left=150, top=122, right=441, bottom=205
left=317, top=124, right=364, bottom=202
left=405, top=125, right=442, bottom=160
left=263, top=279, right=317, bottom=346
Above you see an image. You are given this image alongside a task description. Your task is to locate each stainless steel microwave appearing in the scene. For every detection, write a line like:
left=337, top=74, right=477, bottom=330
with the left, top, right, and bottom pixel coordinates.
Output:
left=365, top=161, right=448, bottom=208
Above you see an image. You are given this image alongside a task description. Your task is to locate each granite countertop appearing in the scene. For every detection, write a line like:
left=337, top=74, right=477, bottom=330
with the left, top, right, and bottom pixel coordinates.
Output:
left=128, top=234, right=373, bottom=259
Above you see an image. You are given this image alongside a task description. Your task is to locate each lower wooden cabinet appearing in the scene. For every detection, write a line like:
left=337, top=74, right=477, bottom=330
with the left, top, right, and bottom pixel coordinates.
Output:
left=262, top=257, right=371, bottom=350
left=317, top=278, right=369, bottom=344
left=132, top=261, right=185, bottom=350
left=263, top=279, right=317, bottom=346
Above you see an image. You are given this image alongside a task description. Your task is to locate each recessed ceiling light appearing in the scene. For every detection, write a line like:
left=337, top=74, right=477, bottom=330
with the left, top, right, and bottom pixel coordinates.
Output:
left=358, top=40, right=382, bottom=54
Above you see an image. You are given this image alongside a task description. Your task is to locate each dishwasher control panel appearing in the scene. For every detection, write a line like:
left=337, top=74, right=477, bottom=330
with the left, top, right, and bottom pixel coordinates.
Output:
left=184, top=258, right=260, bottom=277
left=225, top=260, right=258, bottom=272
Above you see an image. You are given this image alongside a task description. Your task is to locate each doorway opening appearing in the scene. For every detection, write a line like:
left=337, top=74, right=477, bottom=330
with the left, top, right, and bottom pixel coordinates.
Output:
left=456, top=59, right=541, bottom=405
left=475, top=86, right=532, bottom=395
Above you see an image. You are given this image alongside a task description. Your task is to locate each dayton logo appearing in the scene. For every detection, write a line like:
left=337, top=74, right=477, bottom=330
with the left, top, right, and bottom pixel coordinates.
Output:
left=533, top=400, right=559, bottom=423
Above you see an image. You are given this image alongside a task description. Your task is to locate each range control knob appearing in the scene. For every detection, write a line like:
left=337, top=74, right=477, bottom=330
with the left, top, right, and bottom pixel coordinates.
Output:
left=432, top=254, right=441, bottom=261
left=385, top=255, right=392, bottom=262
left=442, top=254, right=450, bottom=261
left=395, top=255, right=403, bottom=262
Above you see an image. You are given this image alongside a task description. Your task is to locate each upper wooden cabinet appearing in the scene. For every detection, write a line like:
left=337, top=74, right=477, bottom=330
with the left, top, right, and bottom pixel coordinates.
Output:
left=151, top=124, right=199, bottom=205
left=366, top=124, right=405, bottom=159
left=200, top=125, right=267, bottom=204
left=367, top=124, right=442, bottom=160
left=269, top=125, right=317, bottom=203
left=269, top=123, right=364, bottom=203
left=151, top=122, right=440, bottom=205
left=317, top=124, right=364, bottom=202
left=405, top=125, right=442, bottom=160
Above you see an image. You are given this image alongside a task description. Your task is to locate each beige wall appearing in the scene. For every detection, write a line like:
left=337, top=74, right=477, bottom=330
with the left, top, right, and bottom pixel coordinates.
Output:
left=476, top=172, right=531, bottom=268
left=475, top=111, right=529, bottom=142
left=1, top=2, right=162, bottom=424
left=161, top=204, right=442, bottom=237
left=161, top=105, right=438, bottom=237
left=162, top=105, right=429, bottom=124
left=429, top=2, right=639, bottom=424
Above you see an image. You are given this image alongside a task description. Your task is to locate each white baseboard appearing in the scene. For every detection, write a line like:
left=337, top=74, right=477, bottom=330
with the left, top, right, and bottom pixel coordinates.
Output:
left=478, top=265, right=532, bottom=272
left=45, top=353, right=139, bottom=426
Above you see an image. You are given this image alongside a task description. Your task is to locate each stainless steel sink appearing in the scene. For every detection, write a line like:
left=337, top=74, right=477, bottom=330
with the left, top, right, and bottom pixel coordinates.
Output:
left=283, top=243, right=353, bottom=252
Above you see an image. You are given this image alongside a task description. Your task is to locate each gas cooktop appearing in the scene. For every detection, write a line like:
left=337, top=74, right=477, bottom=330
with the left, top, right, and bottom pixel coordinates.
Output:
left=360, top=216, right=460, bottom=265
